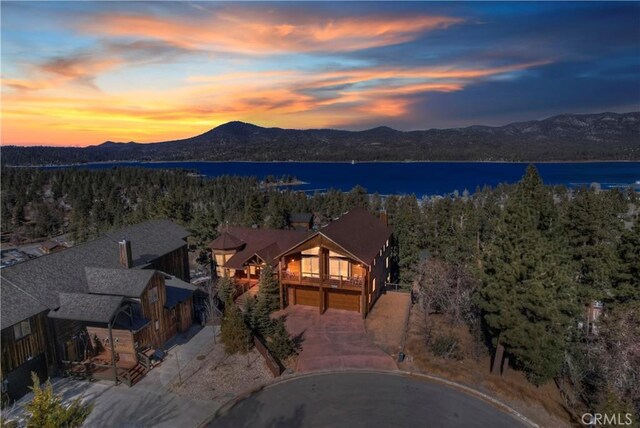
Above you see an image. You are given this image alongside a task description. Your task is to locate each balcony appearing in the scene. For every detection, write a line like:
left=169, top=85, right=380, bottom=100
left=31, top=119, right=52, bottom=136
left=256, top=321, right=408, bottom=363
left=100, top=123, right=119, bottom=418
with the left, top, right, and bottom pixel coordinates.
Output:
left=281, top=271, right=363, bottom=290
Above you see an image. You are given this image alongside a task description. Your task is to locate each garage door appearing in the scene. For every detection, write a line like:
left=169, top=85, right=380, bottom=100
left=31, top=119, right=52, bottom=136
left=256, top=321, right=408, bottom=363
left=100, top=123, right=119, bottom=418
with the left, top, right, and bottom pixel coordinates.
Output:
left=295, top=286, right=320, bottom=307
left=326, top=289, right=360, bottom=312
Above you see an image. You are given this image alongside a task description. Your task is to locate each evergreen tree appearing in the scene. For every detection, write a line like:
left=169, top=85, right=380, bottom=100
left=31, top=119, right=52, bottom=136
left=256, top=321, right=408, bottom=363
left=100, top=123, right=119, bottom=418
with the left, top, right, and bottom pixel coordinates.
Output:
left=220, top=301, right=252, bottom=354
left=565, top=188, right=623, bottom=302
left=478, top=165, right=578, bottom=384
left=613, top=215, right=640, bottom=305
left=216, top=276, right=236, bottom=305
left=256, top=265, right=280, bottom=313
left=393, top=195, right=423, bottom=284
left=266, top=317, right=297, bottom=360
left=21, top=373, right=93, bottom=428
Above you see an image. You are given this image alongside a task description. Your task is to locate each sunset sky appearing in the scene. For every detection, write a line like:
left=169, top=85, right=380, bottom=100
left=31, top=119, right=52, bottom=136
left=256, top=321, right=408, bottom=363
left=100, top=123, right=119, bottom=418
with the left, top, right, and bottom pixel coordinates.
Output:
left=2, top=1, right=639, bottom=147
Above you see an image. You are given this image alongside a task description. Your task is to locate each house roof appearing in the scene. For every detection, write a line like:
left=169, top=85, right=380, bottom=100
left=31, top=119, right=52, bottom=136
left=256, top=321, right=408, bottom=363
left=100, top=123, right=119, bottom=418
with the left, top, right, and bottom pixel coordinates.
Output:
left=208, top=231, right=245, bottom=251
left=221, top=227, right=310, bottom=270
left=1, top=280, right=48, bottom=328
left=0, top=219, right=188, bottom=329
left=85, top=267, right=155, bottom=298
left=164, top=275, right=196, bottom=309
left=289, top=213, right=313, bottom=224
left=319, top=208, right=393, bottom=264
left=48, top=293, right=124, bottom=323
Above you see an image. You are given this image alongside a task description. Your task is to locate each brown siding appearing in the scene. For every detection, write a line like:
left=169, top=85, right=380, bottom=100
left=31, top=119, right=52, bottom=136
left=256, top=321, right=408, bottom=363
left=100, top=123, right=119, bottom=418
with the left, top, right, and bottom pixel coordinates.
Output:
left=179, top=297, right=193, bottom=332
left=149, top=245, right=190, bottom=282
left=368, top=239, right=392, bottom=312
left=1, top=313, right=49, bottom=376
left=139, top=272, right=169, bottom=348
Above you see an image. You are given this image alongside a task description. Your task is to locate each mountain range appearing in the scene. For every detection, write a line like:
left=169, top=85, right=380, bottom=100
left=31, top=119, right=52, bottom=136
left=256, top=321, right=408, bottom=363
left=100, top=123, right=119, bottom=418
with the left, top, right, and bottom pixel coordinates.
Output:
left=3, top=112, right=639, bottom=165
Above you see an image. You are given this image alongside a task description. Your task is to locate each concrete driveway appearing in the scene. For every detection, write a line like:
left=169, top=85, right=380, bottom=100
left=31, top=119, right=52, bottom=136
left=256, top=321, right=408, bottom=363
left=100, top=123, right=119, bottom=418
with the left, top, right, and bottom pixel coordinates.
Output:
left=208, top=372, right=530, bottom=428
left=280, top=306, right=397, bottom=372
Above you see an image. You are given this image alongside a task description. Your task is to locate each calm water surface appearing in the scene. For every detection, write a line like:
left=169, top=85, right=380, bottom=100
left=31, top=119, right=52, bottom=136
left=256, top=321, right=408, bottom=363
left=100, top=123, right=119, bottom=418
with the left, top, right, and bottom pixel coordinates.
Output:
left=49, top=161, right=640, bottom=196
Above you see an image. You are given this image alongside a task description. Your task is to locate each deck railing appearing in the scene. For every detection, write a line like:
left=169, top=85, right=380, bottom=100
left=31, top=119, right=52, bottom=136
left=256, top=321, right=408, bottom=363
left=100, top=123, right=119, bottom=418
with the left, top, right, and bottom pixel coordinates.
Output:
left=281, top=271, right=363, bottom=288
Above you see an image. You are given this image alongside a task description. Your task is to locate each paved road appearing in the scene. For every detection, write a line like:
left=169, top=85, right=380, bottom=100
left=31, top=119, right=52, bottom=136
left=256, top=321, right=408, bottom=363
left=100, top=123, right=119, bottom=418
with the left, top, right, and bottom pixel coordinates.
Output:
left=208, top=372, right=527, bottom=428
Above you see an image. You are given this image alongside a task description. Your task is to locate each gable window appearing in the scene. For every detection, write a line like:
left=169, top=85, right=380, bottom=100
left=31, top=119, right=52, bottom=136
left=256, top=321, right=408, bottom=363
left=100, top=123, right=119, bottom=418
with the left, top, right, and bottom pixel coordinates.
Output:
left=14, top=319, right=32, bottom=340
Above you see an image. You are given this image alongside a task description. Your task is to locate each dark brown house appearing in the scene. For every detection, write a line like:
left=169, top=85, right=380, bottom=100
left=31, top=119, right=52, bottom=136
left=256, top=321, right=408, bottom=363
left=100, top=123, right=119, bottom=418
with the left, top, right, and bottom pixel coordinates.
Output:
left=1, top=220, right=193, bottom=401
left=210, top=209, right=393, bottom=318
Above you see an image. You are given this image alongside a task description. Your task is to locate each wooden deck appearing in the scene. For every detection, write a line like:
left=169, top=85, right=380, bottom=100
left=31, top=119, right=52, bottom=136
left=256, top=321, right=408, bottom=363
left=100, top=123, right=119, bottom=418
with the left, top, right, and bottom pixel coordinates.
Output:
left=281, top=272, right=363, bottom=292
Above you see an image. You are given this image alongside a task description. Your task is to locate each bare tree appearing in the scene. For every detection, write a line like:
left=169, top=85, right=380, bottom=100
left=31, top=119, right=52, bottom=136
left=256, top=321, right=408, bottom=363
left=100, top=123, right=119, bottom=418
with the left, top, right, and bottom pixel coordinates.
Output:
left=203, top=277, right=223, bottom=343
left=414, top=257, right=478, bottom=326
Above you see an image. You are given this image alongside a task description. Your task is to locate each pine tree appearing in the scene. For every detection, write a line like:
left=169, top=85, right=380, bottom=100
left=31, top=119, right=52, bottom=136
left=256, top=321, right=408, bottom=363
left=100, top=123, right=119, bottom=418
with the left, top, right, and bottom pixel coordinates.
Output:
left=478, top=165, right=579, bottom=384
left=266, top=317, right=297, bottom=360
left=565, top=188, right=623, bottom=303
left=394, top=195, right=424, bottom=284
left=216, top=277, right=236, bottom=306
left=220, top=302, right=252, bottom=354
left=21, top=372, right=93, bottom=428
left=613, top=215, right=640, bottom=305
left=256, top=265, right=280, bottom=313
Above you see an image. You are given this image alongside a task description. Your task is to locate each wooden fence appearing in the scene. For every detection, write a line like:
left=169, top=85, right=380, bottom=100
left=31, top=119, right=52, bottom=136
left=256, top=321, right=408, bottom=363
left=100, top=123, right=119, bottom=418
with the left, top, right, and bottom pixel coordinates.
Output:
left=253, top=335, right=283, bottom=377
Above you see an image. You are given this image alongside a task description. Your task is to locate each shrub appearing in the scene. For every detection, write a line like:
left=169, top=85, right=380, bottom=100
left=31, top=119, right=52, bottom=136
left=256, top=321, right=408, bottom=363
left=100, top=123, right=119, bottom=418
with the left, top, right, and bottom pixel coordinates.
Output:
left=266, top=317, right=297, bottom=361
left=429, top=333, right=463, bottom=361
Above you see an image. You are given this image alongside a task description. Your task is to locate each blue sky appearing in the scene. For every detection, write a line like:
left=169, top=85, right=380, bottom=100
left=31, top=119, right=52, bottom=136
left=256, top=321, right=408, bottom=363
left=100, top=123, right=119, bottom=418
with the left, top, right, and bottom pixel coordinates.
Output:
left=2, top=1, right=639, bottom=146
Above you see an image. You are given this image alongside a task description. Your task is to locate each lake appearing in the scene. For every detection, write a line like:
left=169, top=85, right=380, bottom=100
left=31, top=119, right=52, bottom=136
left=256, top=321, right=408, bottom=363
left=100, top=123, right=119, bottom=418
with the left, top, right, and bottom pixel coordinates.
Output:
left=49, top=161, right=640, bottom=197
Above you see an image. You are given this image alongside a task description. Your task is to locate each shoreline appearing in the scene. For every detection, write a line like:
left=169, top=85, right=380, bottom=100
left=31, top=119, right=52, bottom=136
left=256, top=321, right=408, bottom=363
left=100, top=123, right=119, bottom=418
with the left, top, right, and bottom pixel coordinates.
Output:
left=5, top=159, right=640, bottom=168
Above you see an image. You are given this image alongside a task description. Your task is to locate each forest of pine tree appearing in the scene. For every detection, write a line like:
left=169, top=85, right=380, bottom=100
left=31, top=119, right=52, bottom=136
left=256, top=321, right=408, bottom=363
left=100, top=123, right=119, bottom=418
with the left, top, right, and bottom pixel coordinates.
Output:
left=1, top=165, right=638, bottom=418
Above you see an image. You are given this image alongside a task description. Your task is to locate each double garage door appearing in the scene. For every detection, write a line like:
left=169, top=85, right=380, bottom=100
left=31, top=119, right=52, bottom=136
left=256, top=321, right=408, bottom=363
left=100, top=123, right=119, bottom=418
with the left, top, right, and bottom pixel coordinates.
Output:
left=291, top=286, right=360, bottom=312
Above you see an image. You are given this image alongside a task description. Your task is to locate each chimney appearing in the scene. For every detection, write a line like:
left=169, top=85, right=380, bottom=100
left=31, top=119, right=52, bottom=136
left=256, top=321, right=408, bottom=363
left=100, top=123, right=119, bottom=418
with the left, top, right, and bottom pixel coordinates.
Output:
left=379, top=209, right=388, bottom=227
left=119, top=239, right=132, bottom=268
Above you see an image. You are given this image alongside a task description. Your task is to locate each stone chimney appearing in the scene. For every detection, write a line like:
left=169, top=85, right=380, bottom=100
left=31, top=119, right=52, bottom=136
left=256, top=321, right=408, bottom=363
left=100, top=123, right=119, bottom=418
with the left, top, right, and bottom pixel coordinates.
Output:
left=379, top=209, right=388, bottom=227
left=118, top=239, right=132, bottom=268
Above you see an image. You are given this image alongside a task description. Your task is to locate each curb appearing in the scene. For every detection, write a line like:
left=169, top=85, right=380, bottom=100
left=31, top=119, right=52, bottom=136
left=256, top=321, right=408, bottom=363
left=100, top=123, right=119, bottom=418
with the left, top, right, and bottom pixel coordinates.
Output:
left=203, top=369, right=539, bottom=428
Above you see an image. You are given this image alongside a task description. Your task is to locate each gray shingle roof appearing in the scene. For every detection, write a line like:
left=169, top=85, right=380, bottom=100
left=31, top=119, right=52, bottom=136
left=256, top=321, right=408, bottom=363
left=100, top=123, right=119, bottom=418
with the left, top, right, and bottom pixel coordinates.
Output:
left=1, top=280, right=48, bottom=328
left=85, top=267, right=154, bottom=298
left=289, top=213, right=313, bottom=223
left=48, top=293, right=123, bottom=323
left=164, top=275, right=195, bottom=309
left=0, top=219, right=188, bottom=329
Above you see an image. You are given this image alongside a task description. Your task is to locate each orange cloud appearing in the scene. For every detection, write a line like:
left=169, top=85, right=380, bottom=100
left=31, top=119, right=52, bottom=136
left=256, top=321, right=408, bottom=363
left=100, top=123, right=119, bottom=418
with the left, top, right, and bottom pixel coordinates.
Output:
left=81, top=11, right=463, bottom=54
left=3, top=57, right=553, bottom=145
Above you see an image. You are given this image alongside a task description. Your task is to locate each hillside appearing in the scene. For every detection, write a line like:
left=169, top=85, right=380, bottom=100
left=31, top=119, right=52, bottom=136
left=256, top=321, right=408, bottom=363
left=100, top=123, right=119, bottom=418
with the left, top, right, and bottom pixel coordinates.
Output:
left=2, top=112, right=639, bottom=165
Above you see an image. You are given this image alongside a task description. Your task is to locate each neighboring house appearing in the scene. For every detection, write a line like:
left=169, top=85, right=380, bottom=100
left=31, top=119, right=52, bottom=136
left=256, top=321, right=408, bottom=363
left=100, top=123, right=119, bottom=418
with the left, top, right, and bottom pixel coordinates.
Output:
left=0, top=220, right=193, bottom=401
left=210, top=208, right=393, bottom=318
left=209, top=227, right=309, bottom=290
left=289, top=213, right=314, bottom=231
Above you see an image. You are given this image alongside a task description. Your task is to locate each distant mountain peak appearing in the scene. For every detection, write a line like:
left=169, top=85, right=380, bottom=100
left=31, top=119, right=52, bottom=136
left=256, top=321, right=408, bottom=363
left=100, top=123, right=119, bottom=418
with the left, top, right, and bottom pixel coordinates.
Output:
left=213, top=121, right=263, bottom=132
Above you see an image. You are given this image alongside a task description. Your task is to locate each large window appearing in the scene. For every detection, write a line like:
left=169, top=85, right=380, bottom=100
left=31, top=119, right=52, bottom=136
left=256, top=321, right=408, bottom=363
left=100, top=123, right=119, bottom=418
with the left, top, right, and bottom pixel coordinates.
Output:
left=329, top=257, right=350, bottom=279
left=302, top=256, right=320, bottom=278
left=13, top=319, right=32, bottom=340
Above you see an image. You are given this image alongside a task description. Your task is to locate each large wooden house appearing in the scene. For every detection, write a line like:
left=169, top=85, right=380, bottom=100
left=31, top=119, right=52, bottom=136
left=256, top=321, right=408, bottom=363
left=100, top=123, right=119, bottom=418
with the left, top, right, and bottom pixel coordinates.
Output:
left=210, top=208, right=393, bottom=318
left=0, top=220, right=194, bottom=401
